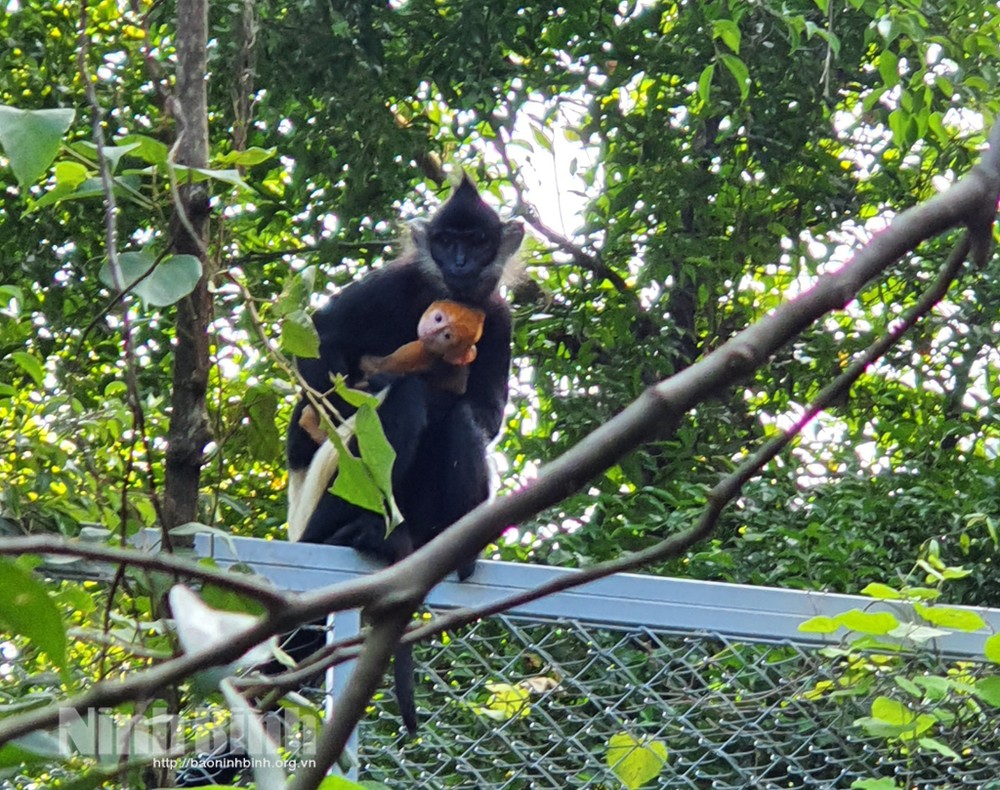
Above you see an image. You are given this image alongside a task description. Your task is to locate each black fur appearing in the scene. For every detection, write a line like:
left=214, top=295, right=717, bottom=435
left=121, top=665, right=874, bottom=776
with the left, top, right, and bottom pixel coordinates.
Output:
left=288, top=176, right=521, bottom=729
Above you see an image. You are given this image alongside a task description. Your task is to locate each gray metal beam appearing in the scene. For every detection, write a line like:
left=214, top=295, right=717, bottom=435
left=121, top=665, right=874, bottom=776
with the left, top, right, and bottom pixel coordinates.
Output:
left=191, top=533, right=1000, bottom=658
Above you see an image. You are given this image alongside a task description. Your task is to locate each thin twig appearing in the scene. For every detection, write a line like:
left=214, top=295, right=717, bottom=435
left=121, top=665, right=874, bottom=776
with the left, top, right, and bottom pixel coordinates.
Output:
left=491, top=123, right=631, bottom=294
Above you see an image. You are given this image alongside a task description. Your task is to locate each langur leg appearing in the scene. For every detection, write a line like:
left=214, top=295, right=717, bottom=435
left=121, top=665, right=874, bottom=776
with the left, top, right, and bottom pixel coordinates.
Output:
left=401, top=401, right=489, bottom=580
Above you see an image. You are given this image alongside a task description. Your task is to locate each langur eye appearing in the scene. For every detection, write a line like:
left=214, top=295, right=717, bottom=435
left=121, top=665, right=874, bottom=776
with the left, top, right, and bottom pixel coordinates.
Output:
left=435, top=313, right=444, bottom=322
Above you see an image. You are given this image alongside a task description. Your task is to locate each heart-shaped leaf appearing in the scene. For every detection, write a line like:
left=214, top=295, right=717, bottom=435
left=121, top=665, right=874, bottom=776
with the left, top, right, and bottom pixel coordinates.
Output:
left=0, top=105, right=75, bottom=186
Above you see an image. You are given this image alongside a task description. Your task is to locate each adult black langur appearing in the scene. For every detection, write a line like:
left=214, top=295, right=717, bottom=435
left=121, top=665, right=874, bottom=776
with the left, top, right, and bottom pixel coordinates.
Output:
left=286, top=174, right=523, bottom=733
left=175, top=177, right=521, bottom=788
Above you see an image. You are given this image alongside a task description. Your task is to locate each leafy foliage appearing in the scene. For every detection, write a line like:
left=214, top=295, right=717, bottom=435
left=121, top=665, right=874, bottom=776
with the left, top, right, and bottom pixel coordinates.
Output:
left=1, top=0, right=1000, bottom=785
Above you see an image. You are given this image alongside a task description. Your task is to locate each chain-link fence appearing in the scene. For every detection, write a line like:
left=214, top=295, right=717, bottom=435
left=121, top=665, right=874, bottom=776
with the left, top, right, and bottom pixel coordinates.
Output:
left=195, top=536, right=1000, bottom=789
left=360, top=617, right=1000, bottom=789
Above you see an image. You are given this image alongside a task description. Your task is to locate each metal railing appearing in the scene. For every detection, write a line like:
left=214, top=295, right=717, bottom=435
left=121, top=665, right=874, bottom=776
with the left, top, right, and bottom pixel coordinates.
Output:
left=189, top=534, right=1000, bottom=789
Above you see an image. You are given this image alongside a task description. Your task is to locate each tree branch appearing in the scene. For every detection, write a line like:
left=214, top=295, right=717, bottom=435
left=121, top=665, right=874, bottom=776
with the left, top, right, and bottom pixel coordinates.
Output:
left=0, top=536, right=287, bottom=611
left=402, top=231, right=973, bottom=644
left=0, top=566, right=387, bottom=746
left=282, top=119, right=1000, bottom=783
left=289, top=611, right=412, bottom=790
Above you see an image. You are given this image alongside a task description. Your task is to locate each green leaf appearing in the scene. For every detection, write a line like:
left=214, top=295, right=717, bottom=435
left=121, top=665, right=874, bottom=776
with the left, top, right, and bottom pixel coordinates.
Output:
left=894, top=677, right=921, bottom=697
left=972, top=676, right=1000, bottom=707
left=912, top=675, right=952, bottom=701
left=273, top=267, right=316, bottom=318
left=11, top=351, right=44, bottom=387
left=917, top=737, right=960, bottom=760
left=0, top=731, right=67, bottom=767
left=0, top=284, right=24, bottom=306
left=115, top=134, right=169, bottom=167
left=475, top=682, right=531, bottom=721
left=216, top=146, right=277, bottom=167
left=244, top=385, right=281, bottom=463
left=354, top=402, right=397, bottom=502
left=984, top=633, right=1000, bottom=663
left=98, top=252, right=203, bottom=307
left=531, top=124, right=553, bottom=153
left=860, top=697, right=936, bottom=741
left=171, top=164, right=251, bottom=191
left=31, top=174, right=144, bottom=210
left=0, top=558, right=67, bottom=668
left=799, top=615, right=840, bottom=634
left=718, top=54, right=750, bottom=102
left=855, top=716, right=908, bottom=739
left=889, top=623, right=949, bottom=643
left=332, top=375, right=380, bottom=409
left=914, top=603, right=986, bottom=632
left=200, top=582, right=266, bottom=618
left=697, top=64, right=715, bottom=105
left=806, top=25, right=841, bottom=59
left=54, top=161, right=89, bottom=189
left=0, top=105, right=75, bottom=186
left=927, top=111, right=949, bottom=144
left=871, top=696, right=912, bottom=726
left=317, top=776, right=388, bottom=789
left=851, top=780, right=901, bottom=790
left=934, top=75, right=954, bottom=99
left=835, top=609, right=899, bottom=635
left=899, top=586, right=940, bottom=601
left=69, top=141, right=140, bottom=172
left=860, top=583, right=902, bottom=600
left=888, top=108, right=909, bottom=148
left=606, top=732, right=668, bottom=790
left=281, top=309, right=320, bottom=358
left=329, top=443, right=386, bottom=516
left=879, top=49, right=899, bottom=89
left=712, top=19, right=741, bottom=54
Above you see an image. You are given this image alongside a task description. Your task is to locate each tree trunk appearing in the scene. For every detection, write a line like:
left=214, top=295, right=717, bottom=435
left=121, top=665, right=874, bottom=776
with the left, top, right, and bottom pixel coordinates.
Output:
left=164, top=0, right=213, bottom=531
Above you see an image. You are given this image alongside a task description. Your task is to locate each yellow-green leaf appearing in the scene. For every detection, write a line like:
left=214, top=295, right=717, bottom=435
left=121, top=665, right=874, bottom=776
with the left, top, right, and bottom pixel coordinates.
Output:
left=54, top=161, right=88, bottom=189
left=973, top=677, right=1000, bottom=707
left=712, top=19, right=741, bottom=54
left=835, top=609, right=899, bottom=635
left=914, top=603, right=986, bottom=633
left=860, top=583, right=902, bottom=600
left=11, top=351, right=44, bottom=387
left=481, top=682, right=530, bottom=721
left=984, top=633, right=1000, bottom=664
left=607, top=733, right=668, bottom=790
left=799, top=615, right=840, bottom=634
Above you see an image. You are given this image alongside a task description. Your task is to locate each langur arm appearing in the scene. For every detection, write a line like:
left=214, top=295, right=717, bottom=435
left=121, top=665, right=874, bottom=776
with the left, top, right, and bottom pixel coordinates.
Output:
left=359, top=340, right=435, bottom=378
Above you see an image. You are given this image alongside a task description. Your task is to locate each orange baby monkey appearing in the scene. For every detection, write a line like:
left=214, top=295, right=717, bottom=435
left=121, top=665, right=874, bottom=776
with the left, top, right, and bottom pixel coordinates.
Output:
left=359, top=299, right=485, bottom=385
left=298, top=300, right=485, bottom=445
